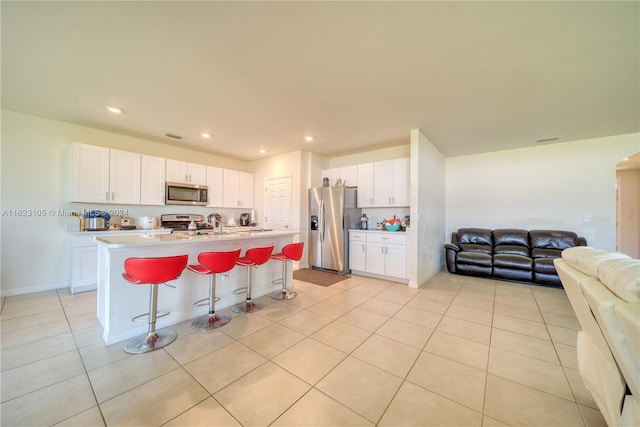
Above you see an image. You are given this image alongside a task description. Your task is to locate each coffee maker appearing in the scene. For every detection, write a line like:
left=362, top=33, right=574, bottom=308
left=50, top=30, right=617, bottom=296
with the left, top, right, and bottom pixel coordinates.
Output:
left=239, top=212, right=251, bottom=226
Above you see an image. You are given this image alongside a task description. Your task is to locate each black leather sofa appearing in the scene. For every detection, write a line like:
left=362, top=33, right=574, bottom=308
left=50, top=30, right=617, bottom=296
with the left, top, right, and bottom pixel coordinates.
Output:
left=445, top=228, right=587, bottom=286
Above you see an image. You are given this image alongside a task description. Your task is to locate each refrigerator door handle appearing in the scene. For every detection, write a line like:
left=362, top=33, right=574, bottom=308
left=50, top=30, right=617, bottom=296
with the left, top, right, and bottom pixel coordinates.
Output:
left=320, top=200, right=325, bottom=244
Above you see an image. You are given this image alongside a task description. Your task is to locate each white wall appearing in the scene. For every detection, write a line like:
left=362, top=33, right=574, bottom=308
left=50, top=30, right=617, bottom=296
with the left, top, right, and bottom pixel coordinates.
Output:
left=446, top=133, right=640, bottom=251
left=410, top=129, right=446, bottom=288
left=0, top=110, right=250, bottom=296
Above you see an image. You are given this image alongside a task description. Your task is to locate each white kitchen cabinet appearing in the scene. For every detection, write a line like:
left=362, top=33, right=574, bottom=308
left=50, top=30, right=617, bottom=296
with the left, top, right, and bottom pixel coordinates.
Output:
left=71, top=143, right=110, bottom=203
left=140, top=154, right=166, bottom=205
left=166, top=159, right=207, bottom=185
left=322, top=166, right=359, bottom=188
left=374, top=158, right=409, bottom=207
left=206, top=166, right=224, bottom=207
left=223, top=169, right=254, bottom=208
left=109, top=149, right=141, bottom=204
left=357, top=163, right=374, bottom=208
left=321, top=168, right=340, bottom=186
left=70, top=229, right=172, bottom=294
left=349, top=231, right=367, bottom=272
left=71, top=143, right=140, bottom=204
left=340, top=165, right=358, bottom=187
left=349, top=230, right=408, bottom=281
left=71, top=235, right=100, bottom=294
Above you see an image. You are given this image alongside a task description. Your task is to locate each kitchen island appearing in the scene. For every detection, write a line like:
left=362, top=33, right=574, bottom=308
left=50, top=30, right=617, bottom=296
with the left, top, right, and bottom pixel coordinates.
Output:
left=95, top=230, right=297, bottom=345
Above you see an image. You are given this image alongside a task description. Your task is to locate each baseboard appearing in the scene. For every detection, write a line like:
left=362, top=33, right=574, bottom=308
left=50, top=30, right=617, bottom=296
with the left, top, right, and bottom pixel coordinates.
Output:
left=0, top=282, right=69, bottom=298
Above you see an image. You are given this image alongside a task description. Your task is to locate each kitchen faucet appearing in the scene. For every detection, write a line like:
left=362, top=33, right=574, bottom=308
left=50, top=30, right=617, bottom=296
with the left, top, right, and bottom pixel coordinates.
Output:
left=207, top=213, right=223, bottom=233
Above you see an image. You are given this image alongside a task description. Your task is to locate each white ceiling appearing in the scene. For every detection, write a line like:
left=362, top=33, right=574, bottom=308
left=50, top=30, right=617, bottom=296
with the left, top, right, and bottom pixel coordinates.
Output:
left=2, top=1, right=638, bottom=162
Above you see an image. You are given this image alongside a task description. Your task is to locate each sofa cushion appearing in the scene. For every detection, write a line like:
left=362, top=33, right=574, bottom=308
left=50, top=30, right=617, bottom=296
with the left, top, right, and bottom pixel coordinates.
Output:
left=534, top=258, right=557, bottom=274
left=561, top=246, right=631, bottom=277
left=458, top=228, right=493, bottom=253
left=530, top=230, right=578, bottom=250
left=598, top=258, right=640, bottom=303
left=493, top=229, right=529, bottom=247
left=494, top=254, right=532, bottom=270
left=495, top=245, right=530, bottom=256
left=532, top=248, right=563, bottom=259
left=457, top=251, right=492, bottom=267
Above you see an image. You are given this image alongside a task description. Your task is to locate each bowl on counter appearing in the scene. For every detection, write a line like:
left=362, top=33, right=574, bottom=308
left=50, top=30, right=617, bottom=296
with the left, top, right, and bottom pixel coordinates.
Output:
left=384, top=222, right=401, bottom=231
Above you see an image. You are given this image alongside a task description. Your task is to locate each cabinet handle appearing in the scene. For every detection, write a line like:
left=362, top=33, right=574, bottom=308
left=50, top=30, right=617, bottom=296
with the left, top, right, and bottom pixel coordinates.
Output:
left=105, top=192, right=109, bottom=201
left=362, top=244, right=365, bottom=251
left=111, top=192, right=115, bottom=200
left=370, top=197, right=373, bottom=205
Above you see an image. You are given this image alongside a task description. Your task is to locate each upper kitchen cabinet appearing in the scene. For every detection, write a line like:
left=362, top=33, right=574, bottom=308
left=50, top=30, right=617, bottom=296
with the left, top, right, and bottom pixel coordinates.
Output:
left=374, top=158, right=409, bottom=207
left=206, top=166, right=224, bottom=207
left=165, top=159, right=207, bottom=185
left=140, top=154, right=166, bottom=205
left=357, top=163, right=375, bottom=208
left=71, top=142, right=140, bottom=204
left=321, top=166, right=358, bottom=187
left=223, top=169, right=254, bottom=208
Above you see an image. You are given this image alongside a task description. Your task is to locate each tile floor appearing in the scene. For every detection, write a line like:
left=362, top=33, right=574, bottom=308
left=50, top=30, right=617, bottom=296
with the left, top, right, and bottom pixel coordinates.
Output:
left=1, top=272, right=607, bottom=426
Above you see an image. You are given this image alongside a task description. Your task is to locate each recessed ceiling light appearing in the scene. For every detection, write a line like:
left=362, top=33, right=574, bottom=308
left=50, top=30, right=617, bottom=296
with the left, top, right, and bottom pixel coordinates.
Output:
left=105, top=106, right=123, bottom=114
left=303, top=136, right=314, bottom=142
left=201, top=133, right=211, bottom=139
left=259, top=149, right=267, bottom=154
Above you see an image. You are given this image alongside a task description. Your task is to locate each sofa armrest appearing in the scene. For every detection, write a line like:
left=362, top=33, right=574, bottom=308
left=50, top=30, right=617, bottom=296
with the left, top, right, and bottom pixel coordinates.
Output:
left=578, top=237, right=588, bottom=246
left=445, top=243, right=459, bottom=273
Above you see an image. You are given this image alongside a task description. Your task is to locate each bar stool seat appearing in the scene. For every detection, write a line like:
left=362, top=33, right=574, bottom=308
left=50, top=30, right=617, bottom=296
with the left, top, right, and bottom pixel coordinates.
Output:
left=121, top=254, right=188, bottom=354
left=187, top=248, right=241, bottom=330
left=271, top=242, right=304, bottom=300
left=232, top=244, right=274, bottom=314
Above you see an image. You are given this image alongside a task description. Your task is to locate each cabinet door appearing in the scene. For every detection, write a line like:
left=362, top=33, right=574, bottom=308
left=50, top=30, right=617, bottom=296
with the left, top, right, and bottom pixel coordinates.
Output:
left=349, top=241, right=366, bottom=271
left=109, top=149, right=141, bottom=204
left=166, top=159, right=189, bottom=183
left=357, top=163, right=374, bottom=208
left=206, top=166, right=224, bottom=207
left=365, top=242, right=386, bottom=275
left=238, top=171, right=254, bottom=208
left=71, top=245, right=98, bottom=292
left=321, top=168, right=339, bottom=187
left=71, top=142, right=110, bottom=203
left=391, top=157, right=410, bottom=206
left=140, top=155, right=166, bottom=205
left=222, top=169, right=239, bottom=207
left=340, top=165, right=358, bottom=187
left=373, top=160, right=393, bottom=207
left=188, top=163, right=207, bottom=185
left=384, top=244, right=407, bottom=279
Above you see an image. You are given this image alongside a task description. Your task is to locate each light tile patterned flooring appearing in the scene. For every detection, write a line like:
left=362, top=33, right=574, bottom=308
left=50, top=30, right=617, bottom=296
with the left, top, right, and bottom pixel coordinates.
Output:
left=1, top=272, right=607, bottom=426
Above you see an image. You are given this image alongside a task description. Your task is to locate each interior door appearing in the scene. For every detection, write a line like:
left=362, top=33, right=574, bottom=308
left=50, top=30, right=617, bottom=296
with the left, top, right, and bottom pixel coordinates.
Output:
left=264, top=175, right=290, bottom=231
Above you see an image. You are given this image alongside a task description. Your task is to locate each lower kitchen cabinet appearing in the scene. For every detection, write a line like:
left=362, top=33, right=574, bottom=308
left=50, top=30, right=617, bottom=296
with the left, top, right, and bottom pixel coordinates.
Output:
left=349, top=230, right=408, bottom=282
left=70, top=229, right=171, bottom=294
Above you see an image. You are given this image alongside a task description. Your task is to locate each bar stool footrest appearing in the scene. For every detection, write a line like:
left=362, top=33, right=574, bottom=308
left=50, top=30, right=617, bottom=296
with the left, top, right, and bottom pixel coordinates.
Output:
left=192, top=297, right=221, bottom=307
left=131, top=311, right=170, bottom=322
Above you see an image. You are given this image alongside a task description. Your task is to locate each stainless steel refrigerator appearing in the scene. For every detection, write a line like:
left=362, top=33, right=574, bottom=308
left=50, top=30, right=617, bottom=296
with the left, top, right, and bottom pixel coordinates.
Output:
left=309, top=187, right=361, bottom=274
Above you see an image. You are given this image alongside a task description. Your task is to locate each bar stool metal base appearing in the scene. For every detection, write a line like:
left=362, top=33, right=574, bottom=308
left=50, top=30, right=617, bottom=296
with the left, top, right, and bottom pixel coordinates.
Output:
left=191, top=313, right=231, bottom=330
left=123, top=329, right=177, bottom=354
left=271, top=289, right=298, bottom=300
left=232, top=300, right=264, bottom=313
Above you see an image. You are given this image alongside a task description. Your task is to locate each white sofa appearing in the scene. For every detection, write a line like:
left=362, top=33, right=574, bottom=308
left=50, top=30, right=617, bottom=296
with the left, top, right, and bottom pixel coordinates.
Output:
left=554, top=247, right=639, bottom=426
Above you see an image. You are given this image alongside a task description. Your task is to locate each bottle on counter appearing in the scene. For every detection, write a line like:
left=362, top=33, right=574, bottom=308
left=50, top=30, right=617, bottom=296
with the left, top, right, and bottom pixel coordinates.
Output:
left=188, top=220, right=196, bottom=236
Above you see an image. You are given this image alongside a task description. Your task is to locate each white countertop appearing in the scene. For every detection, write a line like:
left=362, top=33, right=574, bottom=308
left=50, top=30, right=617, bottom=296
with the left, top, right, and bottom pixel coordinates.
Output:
left=69, top=228, right=172, bottom=236
left=348, top=228, right=409, bottom=234
left=94, top=230, right=298, bottom=248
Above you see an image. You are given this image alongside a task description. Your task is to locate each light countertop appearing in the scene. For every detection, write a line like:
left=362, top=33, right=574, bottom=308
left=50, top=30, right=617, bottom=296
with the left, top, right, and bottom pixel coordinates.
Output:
left=94, top=230, right=298, bottom=248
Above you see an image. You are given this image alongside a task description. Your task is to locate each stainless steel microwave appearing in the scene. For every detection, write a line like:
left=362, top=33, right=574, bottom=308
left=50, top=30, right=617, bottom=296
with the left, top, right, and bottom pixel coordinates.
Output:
left=165, top=182, right=208, bottom=206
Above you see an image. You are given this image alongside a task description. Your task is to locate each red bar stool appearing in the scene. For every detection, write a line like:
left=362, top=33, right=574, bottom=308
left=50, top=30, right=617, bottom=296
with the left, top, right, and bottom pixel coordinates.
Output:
left=121, top=254, right=188, bottom=354
left=232, top=244, right=274, bottom=314
left=270, top=242, right=304, bottom=300
left=187, top=248, right=241, bottom=330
